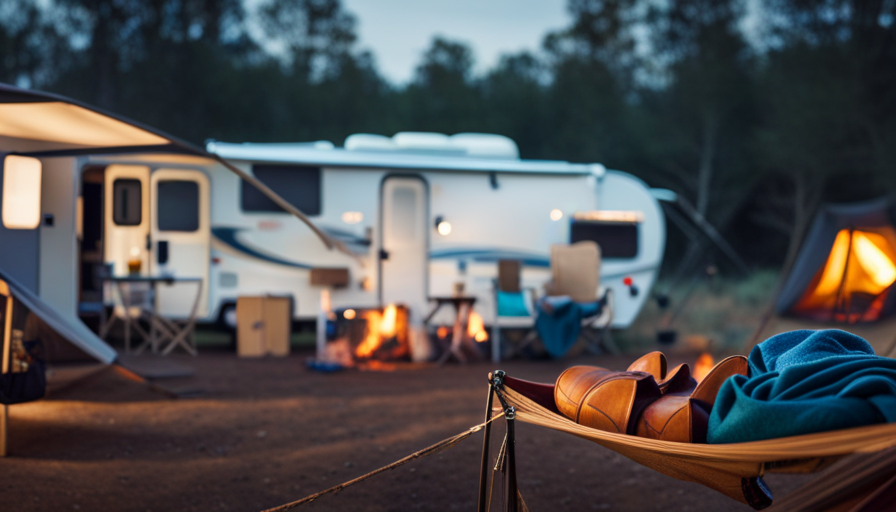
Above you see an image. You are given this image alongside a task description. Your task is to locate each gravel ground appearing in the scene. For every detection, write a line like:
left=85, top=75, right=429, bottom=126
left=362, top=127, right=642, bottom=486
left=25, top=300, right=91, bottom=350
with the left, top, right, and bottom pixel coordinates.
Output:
left=0, top=349, right=813, bottom=511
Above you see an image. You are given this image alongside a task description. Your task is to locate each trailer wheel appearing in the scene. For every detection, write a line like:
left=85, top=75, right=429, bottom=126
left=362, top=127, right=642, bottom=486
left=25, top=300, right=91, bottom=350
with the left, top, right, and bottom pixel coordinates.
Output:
left=217, top=302, right=237, bottom=331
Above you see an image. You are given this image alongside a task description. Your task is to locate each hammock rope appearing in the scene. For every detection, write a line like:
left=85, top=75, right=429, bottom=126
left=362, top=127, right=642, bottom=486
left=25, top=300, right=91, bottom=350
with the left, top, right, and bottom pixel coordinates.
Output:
left=261, top=413, right=504, bottom=512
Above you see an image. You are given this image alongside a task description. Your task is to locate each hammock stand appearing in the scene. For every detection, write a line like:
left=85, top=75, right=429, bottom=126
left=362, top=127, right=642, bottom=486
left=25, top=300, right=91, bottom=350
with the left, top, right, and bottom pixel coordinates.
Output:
left=476, top=370, right=896, bottom=512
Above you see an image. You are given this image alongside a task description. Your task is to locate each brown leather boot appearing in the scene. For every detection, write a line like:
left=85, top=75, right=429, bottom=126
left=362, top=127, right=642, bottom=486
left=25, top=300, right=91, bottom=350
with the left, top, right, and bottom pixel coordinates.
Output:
left=635, top=355, right=748, bottom=443
left=554, top=353, right=748, bottom=443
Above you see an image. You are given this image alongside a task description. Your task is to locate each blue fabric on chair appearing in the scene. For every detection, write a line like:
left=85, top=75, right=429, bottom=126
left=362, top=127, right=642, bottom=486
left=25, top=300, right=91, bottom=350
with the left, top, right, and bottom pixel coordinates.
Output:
left=534, top=296, right=603, bottom=358
left=708, top=329, right=896, bottom=444
left=497, top=290, right=531, bottom=317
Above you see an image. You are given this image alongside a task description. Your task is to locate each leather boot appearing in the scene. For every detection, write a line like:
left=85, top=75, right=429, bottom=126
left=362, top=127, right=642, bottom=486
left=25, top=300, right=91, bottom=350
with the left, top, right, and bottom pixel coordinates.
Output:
left=554, top=353, right=748, bottom=443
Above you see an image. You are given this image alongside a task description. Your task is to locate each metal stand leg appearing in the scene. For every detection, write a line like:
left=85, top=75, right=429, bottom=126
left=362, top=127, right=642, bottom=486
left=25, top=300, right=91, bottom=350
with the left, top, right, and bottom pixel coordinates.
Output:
left=504, top=407, right=518, bottom=512
left=477, top=377, right=497, bottom=512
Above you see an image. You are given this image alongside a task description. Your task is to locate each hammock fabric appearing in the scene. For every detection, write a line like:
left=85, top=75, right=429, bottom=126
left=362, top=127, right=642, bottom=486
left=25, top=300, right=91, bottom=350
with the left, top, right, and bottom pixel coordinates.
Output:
left=495, top=374, right=896, bottom=509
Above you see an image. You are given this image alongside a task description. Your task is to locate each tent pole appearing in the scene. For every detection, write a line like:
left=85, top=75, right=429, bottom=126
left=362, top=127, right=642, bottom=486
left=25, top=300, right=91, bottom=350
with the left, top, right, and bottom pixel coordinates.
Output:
left=833, top=228, right=854, bottom=322
left=477, top=375, right=497, bottom=512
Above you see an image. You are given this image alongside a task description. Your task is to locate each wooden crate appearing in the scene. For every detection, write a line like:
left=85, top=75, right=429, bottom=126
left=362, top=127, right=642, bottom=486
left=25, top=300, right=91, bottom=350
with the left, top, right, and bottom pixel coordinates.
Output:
left=236, top=296, right=291, bottom=357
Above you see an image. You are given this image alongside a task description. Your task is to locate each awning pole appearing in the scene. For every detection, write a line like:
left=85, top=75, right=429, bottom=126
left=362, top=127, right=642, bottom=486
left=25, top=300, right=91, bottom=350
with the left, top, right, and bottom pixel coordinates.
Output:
left=1, top=285, right=13, bottom=457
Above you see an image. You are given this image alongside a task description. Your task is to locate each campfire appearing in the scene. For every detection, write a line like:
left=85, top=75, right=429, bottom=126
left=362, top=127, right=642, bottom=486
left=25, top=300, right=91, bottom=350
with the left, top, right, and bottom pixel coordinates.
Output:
left=324, top=304, right=411, bottom=366
left=692, top=352, right=714, bottom=383
left=467, top=311, right=488, bottom=343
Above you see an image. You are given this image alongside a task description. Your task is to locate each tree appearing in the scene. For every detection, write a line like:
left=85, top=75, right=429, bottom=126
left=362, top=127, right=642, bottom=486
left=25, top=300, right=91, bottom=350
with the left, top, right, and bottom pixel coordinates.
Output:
left=402, top=37, right=483, bottom=133
left=644, top=0, right=756, bottom=219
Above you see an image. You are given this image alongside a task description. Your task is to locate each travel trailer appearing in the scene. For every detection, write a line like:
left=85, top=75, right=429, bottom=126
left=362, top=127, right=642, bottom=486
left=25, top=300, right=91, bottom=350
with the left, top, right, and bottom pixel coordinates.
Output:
left=88, top=132, right=666, bottom=330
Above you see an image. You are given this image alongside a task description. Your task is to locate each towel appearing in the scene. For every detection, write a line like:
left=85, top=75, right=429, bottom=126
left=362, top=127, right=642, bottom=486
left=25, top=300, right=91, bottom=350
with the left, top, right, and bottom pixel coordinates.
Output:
left=534, top=296, right=602, bottom=358
left=708, top=329, right=896, bottom=444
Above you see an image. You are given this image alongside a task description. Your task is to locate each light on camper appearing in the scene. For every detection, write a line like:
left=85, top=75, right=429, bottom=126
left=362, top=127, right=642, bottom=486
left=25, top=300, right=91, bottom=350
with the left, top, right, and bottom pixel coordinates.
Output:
left=435, top=216, right=452, bottom=236
left=344, top=309, right=356, bottom=320
left=550, top=209, right=563, bottom=221
left=2, top=155, right=42, bottom=229
left=341, top=211, right=363, bottom=224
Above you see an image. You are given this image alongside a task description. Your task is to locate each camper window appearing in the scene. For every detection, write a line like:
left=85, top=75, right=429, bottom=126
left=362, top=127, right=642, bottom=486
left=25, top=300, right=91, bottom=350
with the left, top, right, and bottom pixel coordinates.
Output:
left=157, top=180, right=199, bottom=232
left=242, top=165, right=321, bottom=215
left=570, top=221, right=639, bottom=258
left=112, top=179, right=142, bottom=226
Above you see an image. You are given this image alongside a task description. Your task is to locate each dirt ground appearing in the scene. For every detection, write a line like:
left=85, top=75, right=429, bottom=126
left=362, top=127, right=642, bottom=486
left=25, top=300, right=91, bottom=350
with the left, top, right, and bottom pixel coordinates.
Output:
left=0, top=348, right=816, bottom=512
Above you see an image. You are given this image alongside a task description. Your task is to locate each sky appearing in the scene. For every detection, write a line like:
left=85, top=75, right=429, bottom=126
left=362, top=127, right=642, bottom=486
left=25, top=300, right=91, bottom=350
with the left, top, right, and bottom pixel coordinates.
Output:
left=341, top=0, right=571, bottom=84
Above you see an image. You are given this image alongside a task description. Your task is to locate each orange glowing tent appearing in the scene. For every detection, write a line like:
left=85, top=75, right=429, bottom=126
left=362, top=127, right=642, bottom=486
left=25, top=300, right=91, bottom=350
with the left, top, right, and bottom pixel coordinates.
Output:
left=762, top=199, right=896, bottom=354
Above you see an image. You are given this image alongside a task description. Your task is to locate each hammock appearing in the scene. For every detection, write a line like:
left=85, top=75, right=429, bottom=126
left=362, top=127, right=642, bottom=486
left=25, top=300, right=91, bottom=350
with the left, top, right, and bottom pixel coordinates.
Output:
left=487, top=372, right=896, bottom=510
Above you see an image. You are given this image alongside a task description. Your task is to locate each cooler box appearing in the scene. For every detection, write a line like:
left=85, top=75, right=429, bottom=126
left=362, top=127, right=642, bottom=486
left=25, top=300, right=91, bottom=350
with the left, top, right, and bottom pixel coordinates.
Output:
left=236, top=296, right=291, bottom=357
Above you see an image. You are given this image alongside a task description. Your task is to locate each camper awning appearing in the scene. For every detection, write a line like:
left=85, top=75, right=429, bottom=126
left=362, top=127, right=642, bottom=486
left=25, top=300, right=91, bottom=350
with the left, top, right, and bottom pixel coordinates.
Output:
left=0, top=84, right=174, bottom=153
left=1, top=271, right=116, bottom=364
left=0, top=82, right=340, bottom=251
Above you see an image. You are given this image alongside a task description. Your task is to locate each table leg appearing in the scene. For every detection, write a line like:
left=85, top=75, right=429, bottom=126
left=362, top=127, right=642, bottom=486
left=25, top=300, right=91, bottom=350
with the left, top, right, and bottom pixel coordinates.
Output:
left=438, top=303, right=468, bottom=365
left=150, top=281, right=158, bottom=354
left=120, top=282, right=132, bottom=353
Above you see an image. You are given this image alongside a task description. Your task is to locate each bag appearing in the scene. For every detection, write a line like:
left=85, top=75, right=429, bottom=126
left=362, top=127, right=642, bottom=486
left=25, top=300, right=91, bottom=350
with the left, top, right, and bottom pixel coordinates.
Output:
left=0, top=335, right=46, bottom=405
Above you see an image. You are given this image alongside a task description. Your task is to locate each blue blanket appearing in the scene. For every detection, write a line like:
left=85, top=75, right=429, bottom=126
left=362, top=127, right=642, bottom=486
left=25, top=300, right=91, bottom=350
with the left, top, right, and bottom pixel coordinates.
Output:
left=534, top=296, right=602, bottom=358
left=708, top=329, right=896, bottom=444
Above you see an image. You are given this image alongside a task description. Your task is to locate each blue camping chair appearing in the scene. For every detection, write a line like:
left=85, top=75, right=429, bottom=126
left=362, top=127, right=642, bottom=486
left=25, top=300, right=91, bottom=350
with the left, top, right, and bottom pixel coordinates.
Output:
left=534, top=242, right=618, bottom=358
left=490, top=259, right=538, bottom=362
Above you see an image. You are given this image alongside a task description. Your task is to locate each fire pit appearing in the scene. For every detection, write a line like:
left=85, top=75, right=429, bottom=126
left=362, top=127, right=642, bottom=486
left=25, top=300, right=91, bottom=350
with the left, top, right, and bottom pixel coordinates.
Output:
left=324, top=304, right=411, bottom=366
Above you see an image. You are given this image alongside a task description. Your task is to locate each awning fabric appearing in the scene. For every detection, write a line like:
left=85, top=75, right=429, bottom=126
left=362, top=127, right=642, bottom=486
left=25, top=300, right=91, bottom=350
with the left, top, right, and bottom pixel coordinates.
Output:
left=0, top=102, right=169, bottom=150
left=1, top=271, right=116, bottom=364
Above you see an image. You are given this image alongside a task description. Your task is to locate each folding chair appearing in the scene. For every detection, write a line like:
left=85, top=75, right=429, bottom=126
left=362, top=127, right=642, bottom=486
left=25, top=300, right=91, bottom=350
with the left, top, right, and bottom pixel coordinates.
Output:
left=105, top=281, right=154, bottom=353
left=543, top=241, right=618, bottom=355
left=490, top=260, right=538, bottom=363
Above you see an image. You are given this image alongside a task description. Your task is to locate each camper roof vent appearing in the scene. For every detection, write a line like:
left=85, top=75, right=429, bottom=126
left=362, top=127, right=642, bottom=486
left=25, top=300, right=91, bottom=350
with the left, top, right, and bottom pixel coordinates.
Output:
left=451, top=133, right=519, bottom=159
left=343, top=132, right=519, bottom=159
left=344, top=133, right=397, bottom=152
left=206, top=140, right=334, bottom=152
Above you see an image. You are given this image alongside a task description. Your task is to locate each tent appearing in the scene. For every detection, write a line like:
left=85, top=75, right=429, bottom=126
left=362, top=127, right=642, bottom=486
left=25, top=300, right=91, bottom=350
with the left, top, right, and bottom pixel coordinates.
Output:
left=759, top=198, right=896, bottom=355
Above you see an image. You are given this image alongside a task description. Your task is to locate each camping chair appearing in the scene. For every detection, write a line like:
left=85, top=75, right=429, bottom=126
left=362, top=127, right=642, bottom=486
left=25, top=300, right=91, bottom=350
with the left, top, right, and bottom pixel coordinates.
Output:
left=490, top=260, right=538, bottom=363
left=477, top=371, right=896, bottom=511
left=543, top=242, right=618, bottom=355
left=105, top=281, right=155, bottom=353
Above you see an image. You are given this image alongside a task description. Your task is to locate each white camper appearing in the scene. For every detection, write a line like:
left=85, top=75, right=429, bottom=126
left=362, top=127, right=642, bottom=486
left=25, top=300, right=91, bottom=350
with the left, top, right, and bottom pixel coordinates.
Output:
left=87, top=132, right=665, bottom=330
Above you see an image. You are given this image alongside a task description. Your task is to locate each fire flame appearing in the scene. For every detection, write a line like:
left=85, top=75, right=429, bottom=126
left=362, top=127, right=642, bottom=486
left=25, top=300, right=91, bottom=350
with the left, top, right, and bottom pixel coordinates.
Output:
left=354, top=304, right=399, bottom=359
left=467, top=311, right=488, bottom=343
left=693, top=353, right=714, bottom=383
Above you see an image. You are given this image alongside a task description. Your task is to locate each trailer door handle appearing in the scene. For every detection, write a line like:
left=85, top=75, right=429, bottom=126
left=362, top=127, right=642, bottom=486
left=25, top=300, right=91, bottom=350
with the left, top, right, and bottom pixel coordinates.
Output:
left=379, top=249, right=390, bottom=261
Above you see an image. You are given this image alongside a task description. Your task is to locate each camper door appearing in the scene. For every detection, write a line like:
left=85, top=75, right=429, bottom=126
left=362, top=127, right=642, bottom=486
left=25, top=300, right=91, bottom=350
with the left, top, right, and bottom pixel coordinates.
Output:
left=380, top=176, right=428, bottom=316
left=149, top=169, right=210, bottom=319
left=104, top=165, right=151, bottom=276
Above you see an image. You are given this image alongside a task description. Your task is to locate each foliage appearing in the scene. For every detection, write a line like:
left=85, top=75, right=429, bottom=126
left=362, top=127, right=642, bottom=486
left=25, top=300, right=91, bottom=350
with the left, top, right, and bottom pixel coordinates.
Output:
left=3, top=0, right=896, bottom=270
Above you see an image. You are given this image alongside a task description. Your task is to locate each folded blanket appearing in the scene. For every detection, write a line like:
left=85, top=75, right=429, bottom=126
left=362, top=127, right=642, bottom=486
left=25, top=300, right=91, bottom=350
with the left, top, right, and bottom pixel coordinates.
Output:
left=708, top=329, right=896, bottom=443
left=534, top=296, right=602, bottom=358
